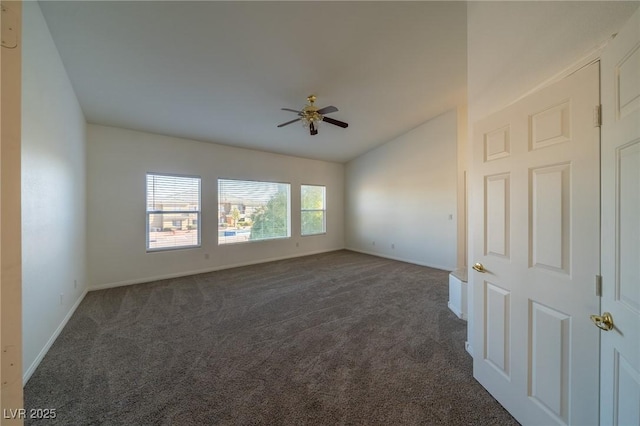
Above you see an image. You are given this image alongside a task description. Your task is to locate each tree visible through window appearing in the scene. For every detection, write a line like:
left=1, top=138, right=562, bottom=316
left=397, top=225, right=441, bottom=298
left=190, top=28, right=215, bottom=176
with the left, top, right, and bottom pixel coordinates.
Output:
left=146, top=173, right=201, bottom=251
left=301, top=185, right=326, bottom=235
left=218, top=179, right=290, bottom=244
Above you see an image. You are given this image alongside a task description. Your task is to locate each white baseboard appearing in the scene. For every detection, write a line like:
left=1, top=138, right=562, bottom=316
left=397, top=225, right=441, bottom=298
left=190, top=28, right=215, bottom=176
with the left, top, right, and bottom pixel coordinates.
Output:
left=465, top=341, right=473, bottom=357
left=345, top=247, right=454, bottom=272
left=23, top=288, right=89, bottom=384
left=448, top=301, right=464, bottom=319
left=90, top=247, right=345, bottom=291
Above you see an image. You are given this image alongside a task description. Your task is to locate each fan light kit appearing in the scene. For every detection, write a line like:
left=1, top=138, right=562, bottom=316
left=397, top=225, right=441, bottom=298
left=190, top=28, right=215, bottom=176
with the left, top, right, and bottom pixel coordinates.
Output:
left=277, top=95, right=348, bottom=136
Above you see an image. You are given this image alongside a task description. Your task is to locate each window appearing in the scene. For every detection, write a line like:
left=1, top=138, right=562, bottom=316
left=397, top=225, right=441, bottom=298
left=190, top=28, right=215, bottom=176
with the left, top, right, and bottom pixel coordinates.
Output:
left=301, top=185, right=326, bottom=235
left=146, top=173, right=201, bottom=251
left=218, top=179, right=290, bottom=244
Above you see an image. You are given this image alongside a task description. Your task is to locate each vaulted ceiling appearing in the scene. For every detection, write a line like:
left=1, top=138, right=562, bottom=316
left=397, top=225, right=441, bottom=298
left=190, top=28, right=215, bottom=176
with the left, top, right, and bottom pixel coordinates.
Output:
left=37, top=1, right=638, bottom=163
left=38, top=1, right=467, bottom=163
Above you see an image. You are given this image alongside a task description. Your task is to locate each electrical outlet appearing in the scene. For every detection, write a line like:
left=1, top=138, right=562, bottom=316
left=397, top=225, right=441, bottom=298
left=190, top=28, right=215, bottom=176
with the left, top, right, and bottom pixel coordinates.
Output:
left=449, top=214, right=453, bottom=220
left=204, top=253, right=210, bottom=260
left=391, top=243, right=395, bottom=249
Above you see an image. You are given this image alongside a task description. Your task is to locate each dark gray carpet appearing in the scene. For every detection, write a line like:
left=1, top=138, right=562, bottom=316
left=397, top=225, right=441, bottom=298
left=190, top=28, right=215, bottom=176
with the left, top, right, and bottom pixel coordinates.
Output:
left=25, top=250, right=519, bottom=425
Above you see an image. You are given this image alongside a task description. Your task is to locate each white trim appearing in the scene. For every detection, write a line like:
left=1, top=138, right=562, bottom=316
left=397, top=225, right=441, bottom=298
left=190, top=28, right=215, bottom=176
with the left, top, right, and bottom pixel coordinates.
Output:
left=345, top=247, right=454, bottom=272
left=23, top=288, right=89, bottom=384
left=89, top=248, right=345, bottom=291
left=448, top=302, right=464, bottom=319
left=474, top=40, right=610, bottom=125
left=504, top=41, right=608, bottom=111
left=465, top=341, right=473, bottom=357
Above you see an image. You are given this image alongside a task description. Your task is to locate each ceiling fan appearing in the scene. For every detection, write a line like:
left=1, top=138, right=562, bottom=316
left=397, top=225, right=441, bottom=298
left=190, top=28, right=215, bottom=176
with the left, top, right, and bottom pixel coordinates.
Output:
left=277, top=95, right=348, bottom=136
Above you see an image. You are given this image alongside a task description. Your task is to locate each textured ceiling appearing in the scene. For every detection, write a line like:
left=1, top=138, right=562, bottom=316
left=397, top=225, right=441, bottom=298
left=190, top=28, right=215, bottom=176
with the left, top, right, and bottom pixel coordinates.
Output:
left=38, top=1, right=467, bottom=163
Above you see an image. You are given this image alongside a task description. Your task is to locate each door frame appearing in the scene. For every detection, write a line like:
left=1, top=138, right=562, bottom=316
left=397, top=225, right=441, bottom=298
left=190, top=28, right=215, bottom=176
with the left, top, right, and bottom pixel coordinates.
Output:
left=1, top=0, right=24, bottom=421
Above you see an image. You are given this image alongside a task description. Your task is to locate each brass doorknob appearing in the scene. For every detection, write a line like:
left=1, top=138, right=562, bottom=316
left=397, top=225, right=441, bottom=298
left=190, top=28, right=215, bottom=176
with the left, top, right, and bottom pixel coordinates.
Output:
left=472, top=262, right=486, bottom=273
left=590, top=312, right=614, bottom=331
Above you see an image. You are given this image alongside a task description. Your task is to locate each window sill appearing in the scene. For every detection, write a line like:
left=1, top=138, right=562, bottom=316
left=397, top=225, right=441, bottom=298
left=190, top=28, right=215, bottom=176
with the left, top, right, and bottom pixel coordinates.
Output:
left=146, top=245, right=201, bottom=253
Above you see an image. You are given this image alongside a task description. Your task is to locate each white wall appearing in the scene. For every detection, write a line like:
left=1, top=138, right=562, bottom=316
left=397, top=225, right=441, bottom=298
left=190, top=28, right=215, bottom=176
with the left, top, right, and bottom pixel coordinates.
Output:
left=21, top=2, right=87, bottom=381
left=467, top=1, right=639, bottom=125
left=87, top=125, right=344, bottom=289
left=345, top=109, right=458, bottom=271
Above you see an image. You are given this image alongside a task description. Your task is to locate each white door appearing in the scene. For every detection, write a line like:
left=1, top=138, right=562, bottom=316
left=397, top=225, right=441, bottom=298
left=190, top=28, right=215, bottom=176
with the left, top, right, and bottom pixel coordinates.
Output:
left=471, top=62, right=600, bottom=425
left=600, top=7, right=640, bottom=426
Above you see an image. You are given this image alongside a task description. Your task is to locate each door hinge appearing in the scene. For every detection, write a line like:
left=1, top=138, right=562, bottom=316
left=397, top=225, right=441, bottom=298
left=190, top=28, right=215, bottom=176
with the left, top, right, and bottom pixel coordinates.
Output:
left=593, top=104, right=602, bottom=127
left=595, top=274, right=603, bottom=296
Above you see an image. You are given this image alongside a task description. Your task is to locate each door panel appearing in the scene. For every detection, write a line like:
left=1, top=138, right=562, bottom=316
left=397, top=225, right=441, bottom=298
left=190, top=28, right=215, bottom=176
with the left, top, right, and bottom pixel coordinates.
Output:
left=617, top=143, right=639, bottom=313
left=485, top=173, right=510, bottom=258
left=471, top=62, right=600, bottom=425
left=601, top=7, right=640, bottom=425
left=485, top=281, right=510, bottom=377
left=530, top=100, right=571, bottom=150
left=529, top=163, right=570, bottom=273
left=529, top=301, right=570, bottom=423
left=614, top=350, right=640, bottom=425
left=616, top=43, right=640, bottom=120
left=484, top=125, right=511, bottom=161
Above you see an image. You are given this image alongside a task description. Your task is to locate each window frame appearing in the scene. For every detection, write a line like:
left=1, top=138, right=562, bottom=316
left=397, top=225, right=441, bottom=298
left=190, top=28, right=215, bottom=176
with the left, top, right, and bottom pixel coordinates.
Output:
left=146, top=172, right=202, bottom=252
left=217, top=178, right=291, bottom=245
left=301, top=184, right=327, bottom=236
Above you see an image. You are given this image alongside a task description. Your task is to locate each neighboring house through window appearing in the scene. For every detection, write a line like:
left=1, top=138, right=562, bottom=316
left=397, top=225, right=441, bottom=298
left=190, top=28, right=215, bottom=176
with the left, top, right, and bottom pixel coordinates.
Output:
left=218, top=179, right=290, bottom=244
left=146, top=173, right=201, bottom=251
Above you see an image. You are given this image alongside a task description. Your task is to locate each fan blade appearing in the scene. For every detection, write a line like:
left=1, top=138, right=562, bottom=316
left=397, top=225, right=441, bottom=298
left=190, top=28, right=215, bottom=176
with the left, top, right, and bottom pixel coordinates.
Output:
left=317, top=105, right=338, bottom=115
left=277, top=118, right=301, bottom=128
left=281, top=108, right=302, bottom=114
left=322, top=116, right=348, bottom=128
left=310, top=122, right=318, bottom=135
